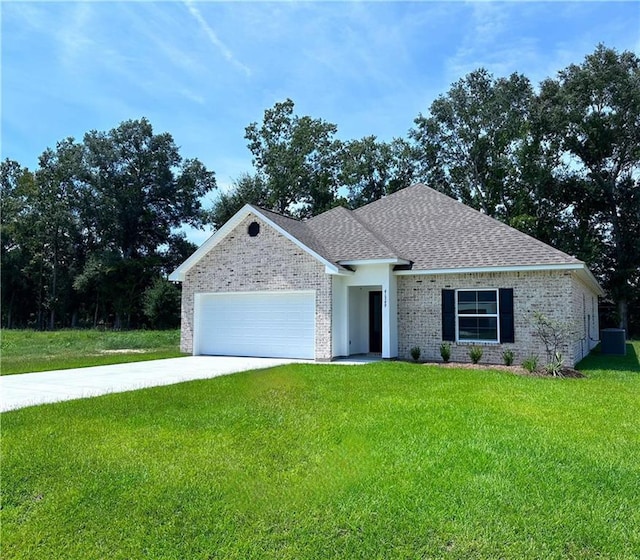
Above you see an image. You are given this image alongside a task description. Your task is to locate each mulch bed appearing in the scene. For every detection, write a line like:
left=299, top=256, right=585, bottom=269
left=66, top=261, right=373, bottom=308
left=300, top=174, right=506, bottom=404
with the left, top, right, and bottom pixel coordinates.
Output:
left=420, top=361, right=585, bottom=378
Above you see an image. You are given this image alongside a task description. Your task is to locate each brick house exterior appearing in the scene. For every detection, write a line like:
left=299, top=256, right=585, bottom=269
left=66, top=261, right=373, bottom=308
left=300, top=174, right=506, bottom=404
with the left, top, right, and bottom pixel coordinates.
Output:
left=179, top=214, right=333, bottom=359
left=170, top=184, right=603, bottom=366
left=396, top=270, right=599, bottom=365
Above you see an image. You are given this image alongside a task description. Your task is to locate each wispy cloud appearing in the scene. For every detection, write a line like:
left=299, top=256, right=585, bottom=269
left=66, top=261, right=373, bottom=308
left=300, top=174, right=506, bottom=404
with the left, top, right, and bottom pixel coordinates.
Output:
left=443, top=2, right=638, bottom=88
left=182, top=0, right=251, bottom=77
left=56, top=3, right=94, bottom=69
left=177, top=87, right=206, bottom=105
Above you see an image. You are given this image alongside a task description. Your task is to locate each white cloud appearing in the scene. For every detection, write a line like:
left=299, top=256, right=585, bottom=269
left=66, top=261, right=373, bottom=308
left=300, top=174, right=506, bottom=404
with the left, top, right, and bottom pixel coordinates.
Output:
left=56, top=3, right=94, bottom=69
left=182, top=0, right=251, bottom=77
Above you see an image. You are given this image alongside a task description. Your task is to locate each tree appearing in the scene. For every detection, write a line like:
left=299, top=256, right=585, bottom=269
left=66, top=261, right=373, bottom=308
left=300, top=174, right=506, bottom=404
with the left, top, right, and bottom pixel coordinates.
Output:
left=77, top=118, right=216, bottom=327
left=83, top=118, right=216, bottom=259
left=340, top=137, right=417, bottom=207
left=209, top=173, right=270, bottom=229
left=143, top=277, right=181, bottom=329
left=0, top=160, right=36, bottom=327
left=539, top=45, right=640, bottom=332
left=531, top=311, right=575, bottom=376
left=410, top=70, right=543, bottom=225
left=30, top=140, right=87, bottom=329
left=244, top=99, right=341, bottom=217
left=1, top=118, right=216, bottom=329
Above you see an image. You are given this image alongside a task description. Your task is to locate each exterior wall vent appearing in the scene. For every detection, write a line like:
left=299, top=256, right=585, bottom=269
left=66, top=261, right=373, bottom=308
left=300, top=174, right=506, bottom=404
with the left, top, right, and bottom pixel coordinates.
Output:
left=248, top=222, right=260, bottom=237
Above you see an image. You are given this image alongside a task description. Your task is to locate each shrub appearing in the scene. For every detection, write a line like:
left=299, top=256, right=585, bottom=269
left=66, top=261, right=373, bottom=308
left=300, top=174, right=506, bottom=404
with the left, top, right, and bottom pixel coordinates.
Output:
left=532, top=311, right=575, bottom=371
left=522, top=355, right=539, bottom=373
left=502, top=349, right=514, bottom=366
left=410, top=346, right=421, bottom=362
left=142, top=277, right=181, bottom=329
left=545, top=351, right=565, bottom=377
left=439, top=342, right=451, bottom=363
left=469, top=345, right=483, bottom=364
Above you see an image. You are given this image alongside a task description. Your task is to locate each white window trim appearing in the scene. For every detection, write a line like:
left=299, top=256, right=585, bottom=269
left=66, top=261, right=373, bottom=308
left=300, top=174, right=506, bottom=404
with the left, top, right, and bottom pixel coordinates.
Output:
left=455, top=288, right=500, bottom=344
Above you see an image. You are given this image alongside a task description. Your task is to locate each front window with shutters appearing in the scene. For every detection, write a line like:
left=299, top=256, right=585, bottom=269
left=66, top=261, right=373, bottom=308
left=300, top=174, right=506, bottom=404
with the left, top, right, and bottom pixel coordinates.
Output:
left=456, top=289, right=499, bottom=342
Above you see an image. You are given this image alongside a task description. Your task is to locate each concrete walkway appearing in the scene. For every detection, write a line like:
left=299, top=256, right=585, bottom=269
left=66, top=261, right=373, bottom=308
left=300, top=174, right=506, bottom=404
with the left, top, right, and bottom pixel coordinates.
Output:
left=0, top=356, right=317, bottom=412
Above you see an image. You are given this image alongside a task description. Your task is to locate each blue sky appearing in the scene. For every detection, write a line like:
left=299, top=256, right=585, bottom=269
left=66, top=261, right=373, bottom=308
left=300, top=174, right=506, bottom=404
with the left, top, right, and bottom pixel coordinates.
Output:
left=2, top=1, right=639, bottom=244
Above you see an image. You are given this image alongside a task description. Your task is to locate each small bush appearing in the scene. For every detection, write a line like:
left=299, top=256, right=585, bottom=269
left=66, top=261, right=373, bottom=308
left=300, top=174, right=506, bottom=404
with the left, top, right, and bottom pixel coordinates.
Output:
left=545, top=351, right=565, bottom=377
left=143, top=277, right=181, bottom=329
left=440, top=342, right=451, bottom=363
left=410, top=346, right=421, bottom=362
left=532, top=311, right=574, bottom=365
left=522, top=355, right=538, bottom=373
left=502, top=349, right=514, bottom=366
left=469, top=345, right=483, bottom=364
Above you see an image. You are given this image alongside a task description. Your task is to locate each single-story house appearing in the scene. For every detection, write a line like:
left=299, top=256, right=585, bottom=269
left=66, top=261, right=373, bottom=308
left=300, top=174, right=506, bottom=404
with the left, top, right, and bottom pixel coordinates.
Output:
left=170, top=183, right=603, bottom=366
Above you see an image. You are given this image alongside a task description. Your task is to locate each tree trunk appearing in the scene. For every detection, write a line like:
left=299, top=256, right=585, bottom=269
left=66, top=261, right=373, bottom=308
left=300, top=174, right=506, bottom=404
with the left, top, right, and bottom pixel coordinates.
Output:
left=94, top=293, right=99, bottom=327
left=618, top=299, right=629, bottom=336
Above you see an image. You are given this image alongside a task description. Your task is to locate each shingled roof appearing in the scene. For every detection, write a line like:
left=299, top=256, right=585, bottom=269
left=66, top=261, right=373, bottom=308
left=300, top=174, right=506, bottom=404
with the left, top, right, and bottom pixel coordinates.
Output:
left=170, top=183, right=593, bottom=284
left=272, top=183, right=581, bottom=270
left=305, top=206, right=406, bottom=262
left=351, top=184, right=582, bottom=269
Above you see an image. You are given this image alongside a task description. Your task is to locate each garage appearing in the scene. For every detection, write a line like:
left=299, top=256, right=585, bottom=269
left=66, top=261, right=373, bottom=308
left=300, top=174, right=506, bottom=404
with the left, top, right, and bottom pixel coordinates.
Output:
left=194, top=291, right=316, bottom=359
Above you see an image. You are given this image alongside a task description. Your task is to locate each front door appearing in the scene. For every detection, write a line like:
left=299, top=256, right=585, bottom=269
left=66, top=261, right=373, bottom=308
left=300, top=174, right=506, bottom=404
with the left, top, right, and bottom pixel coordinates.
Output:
left=369, top=291, right=382, bottom=353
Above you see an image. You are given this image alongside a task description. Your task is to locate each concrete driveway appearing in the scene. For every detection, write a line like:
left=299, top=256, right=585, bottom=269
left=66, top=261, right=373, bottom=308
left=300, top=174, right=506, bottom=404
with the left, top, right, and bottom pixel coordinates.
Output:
left=0, top=356, right=312, bottom=412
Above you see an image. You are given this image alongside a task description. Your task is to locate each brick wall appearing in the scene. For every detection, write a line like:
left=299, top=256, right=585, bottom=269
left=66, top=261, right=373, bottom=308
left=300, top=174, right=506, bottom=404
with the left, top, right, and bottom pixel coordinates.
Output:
left=570, top=275, right=600, bottom=363
left=397, top=270, right=583, bottom=366
left=180, top=214, right=332, bottom=360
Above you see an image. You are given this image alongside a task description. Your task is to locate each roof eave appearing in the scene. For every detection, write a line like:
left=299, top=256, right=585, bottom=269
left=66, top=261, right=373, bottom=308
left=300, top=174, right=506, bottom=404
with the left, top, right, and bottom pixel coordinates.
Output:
left=395, top=262, right=605, bottom=296
left=575, top=266, right=606, bottom=297
left=338, top=258, right=411, bottom=266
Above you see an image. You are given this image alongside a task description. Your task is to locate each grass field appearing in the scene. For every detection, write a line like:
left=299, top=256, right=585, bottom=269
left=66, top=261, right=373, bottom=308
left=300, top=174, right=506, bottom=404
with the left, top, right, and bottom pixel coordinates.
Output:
left=0, top=329, right=184, bottom=375
left=2, top=342, right=639, bottom=559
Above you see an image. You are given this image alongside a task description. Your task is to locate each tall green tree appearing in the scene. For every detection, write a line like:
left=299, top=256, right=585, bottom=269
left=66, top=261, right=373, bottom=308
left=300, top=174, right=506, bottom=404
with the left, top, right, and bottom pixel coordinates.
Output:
left=83, top=118, right=215, bottom=259
left=77, top=118, right=216, bottom=327
left=244, top=99, right=341, bottom=217
left=1, top=118, right=216, bottom=329
left=2, top=141, right=87, bottom=329
left=209, top=173, right=270, bottom=229
left=1, top=160, right=37, bottom=327
left=539, top=45, right=640, bottom=332
left=340, top=137, right=417, bottom=207
left=410, top=70, right=543, bottom=225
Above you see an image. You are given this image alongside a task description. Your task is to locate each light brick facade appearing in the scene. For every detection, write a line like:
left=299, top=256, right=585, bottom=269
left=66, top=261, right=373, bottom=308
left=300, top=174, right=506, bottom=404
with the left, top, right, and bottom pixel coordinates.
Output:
left=397, top=270, right=594, bottom=366
left=570, top=275, right=600, bottom=364
left=177, top=212, right=600, bottom=366
left=180, top=214, right=332, bottom=360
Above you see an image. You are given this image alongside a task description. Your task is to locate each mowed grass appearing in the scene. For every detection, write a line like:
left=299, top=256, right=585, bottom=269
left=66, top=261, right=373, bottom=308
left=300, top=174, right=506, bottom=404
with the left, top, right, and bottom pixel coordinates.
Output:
left=2, top=344, right=639, bottom=559
left=0, top=329, right=184, bottom=375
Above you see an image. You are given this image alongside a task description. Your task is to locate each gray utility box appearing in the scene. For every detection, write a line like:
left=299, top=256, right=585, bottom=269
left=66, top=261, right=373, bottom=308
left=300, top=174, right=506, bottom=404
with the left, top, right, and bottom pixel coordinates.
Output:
left=600, top=328, right=626, bottom=355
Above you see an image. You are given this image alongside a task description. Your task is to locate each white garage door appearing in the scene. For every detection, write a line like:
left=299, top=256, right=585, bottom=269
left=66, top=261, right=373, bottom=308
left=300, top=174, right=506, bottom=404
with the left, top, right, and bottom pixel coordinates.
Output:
left=195, top=291, right=315, bottom=359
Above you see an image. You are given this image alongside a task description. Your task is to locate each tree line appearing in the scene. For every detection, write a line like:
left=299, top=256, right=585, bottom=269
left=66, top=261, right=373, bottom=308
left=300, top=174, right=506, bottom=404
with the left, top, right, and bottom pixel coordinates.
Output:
left=2, top=44, right=639, bottom=334
left=1, top=119, right=215, bottom=329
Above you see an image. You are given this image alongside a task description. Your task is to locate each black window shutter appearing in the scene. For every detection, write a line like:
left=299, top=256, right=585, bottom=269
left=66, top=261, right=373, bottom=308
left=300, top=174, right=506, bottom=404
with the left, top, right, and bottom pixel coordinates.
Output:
left=499, top=288, right=514, bottom=343
left=442, top=289, right=455, bottom=341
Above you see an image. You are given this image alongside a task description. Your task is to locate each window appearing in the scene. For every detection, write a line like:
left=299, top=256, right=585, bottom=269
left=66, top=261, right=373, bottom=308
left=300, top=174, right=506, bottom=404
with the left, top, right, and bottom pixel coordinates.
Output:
left=456, top=289, right=499, bottom=342
left=442, top=288, right=514, bottom=344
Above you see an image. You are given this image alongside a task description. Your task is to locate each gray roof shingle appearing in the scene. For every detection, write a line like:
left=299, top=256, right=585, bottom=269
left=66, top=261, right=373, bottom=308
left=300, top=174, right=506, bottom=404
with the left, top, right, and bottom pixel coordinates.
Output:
left=253, top=184, right=581, bottom=270
left=305, top=206, right=405, bottom=262
left=353, top=184, right=581, bottom=269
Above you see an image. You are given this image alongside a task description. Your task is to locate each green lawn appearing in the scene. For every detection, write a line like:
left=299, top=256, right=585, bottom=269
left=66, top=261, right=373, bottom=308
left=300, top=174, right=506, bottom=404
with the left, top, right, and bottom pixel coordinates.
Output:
left=2, top=343, right=639, bottom=559
left=0, top=329, right=184, bottom=375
